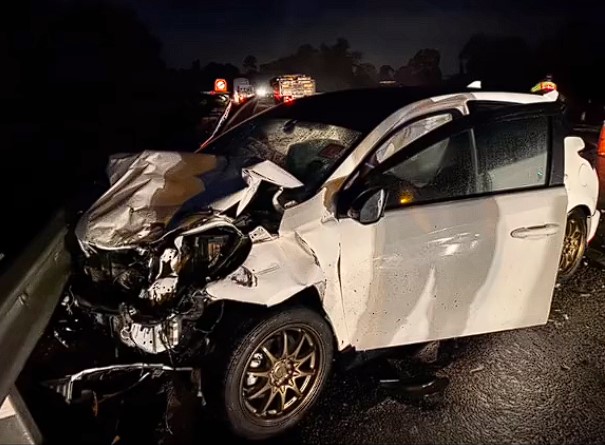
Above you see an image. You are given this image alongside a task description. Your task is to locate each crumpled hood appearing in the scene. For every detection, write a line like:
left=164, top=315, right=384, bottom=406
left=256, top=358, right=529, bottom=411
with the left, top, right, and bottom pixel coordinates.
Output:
left=75, top=150, right=303, bottom=251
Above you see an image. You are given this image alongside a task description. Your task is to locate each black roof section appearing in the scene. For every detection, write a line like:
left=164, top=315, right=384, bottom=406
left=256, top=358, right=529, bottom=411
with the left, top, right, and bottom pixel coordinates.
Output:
left=263, top=85, right=477, bottom=133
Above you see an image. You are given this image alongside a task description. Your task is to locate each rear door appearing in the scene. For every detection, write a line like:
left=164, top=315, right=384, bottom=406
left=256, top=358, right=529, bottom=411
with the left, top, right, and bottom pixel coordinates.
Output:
left=339, top=102, right=567, bottom=350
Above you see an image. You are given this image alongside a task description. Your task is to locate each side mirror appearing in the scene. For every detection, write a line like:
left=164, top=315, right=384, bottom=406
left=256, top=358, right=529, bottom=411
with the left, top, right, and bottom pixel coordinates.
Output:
left=349, top=188, right=387, bottom=225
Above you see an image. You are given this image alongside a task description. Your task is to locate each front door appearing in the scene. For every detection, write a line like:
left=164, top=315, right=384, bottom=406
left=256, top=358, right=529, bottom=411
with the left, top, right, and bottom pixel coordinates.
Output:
left=340, top=105, right=567, bottom=351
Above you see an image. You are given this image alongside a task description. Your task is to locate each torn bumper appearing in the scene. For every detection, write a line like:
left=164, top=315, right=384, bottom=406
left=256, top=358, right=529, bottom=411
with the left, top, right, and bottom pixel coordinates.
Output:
left=43, top=363, right=200, bottom=405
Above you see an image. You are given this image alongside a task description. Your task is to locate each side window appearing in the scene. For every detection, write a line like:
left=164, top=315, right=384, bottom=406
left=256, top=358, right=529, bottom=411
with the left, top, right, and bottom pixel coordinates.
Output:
left=474, top=116, right=549, bottom=193
left=374, top=113, right=453, bottom=164
left=367, top=131, right=476, bottom=208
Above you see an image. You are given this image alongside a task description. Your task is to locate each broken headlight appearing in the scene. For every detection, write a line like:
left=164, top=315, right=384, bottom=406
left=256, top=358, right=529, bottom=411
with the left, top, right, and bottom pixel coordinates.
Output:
left=73, top=225, right=251, bottom=316
left=177, top=230, right=250, bottom=284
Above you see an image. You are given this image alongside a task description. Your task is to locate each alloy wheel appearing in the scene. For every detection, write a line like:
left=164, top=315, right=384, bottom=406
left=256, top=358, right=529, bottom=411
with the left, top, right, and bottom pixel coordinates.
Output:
left=241, top=326, right=323, bottom=420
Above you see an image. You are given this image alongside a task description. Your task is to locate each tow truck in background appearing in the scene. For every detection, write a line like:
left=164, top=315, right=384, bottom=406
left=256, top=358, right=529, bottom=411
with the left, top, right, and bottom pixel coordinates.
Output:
left=232, top=77, right=255, bottom=105
left=270, top=74, right=316, bottom=103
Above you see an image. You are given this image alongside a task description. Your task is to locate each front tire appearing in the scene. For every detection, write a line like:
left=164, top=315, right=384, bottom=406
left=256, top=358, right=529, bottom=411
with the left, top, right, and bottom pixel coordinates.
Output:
left=215, top=306, right=334, bottom=440
left=558, top=208, right=588, bottom=281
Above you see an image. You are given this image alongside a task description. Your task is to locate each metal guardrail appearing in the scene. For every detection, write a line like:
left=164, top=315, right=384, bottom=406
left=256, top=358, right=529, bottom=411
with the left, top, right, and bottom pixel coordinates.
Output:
left=0, top=387, right=42, bottom=444
left=0, top=209, right=71, bottom=443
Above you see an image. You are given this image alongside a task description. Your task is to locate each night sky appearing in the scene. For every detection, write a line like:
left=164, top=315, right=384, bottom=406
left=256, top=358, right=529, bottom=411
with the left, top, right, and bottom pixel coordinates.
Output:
left=117, top=0, right=595, bottom=74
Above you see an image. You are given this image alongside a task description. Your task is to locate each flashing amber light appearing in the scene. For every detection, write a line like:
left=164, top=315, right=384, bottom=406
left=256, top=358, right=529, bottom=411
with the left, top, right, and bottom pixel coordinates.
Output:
left=598, top=122, right=605, bottom=157
left=214, top=78, right=228, bottom=93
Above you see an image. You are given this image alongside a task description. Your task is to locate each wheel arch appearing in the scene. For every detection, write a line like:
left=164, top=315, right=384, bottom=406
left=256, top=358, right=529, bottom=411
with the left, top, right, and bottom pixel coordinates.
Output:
left=570, top=204, right=590, bottom=217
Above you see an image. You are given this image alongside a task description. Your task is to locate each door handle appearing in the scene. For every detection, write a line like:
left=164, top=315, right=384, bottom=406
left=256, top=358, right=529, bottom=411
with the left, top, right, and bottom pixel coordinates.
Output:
left=511, top=223, right=560, bottom=239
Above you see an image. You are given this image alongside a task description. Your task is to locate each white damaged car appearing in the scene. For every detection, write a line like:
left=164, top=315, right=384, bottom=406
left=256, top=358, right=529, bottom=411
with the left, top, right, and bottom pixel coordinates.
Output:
left=63, top=87, right=599, bottom=439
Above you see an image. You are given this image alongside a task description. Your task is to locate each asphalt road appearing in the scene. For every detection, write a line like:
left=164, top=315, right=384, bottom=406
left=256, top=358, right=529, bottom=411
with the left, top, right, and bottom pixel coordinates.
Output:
left=31, top=233, right=605, bottom=445
left=221, top=96, right=275, bottom=133
left=284, top=262, right=605, bottom=445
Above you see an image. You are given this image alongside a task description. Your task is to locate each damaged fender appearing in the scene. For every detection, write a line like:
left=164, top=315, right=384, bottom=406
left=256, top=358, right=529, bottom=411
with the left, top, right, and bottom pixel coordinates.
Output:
left=205, top=189, right=351, bottom=349
left=205, top=234, right=325, bottom=307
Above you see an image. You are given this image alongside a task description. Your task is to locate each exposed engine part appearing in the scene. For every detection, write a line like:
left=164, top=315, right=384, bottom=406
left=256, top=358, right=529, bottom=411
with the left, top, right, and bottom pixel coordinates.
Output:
left=43, top=363, right=195, bottom=404
left=73, top=221, right=251, bottom=317
left=112, top=314, right=181, bottom=354
left=145, top=276, right=179, bottom=305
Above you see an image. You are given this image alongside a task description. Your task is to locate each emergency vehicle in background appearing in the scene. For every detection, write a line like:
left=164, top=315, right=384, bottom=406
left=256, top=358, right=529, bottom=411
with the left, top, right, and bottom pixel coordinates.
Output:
left=270, top=74, right=316, bottom=103
left=233, top=77, right=255, bottom=105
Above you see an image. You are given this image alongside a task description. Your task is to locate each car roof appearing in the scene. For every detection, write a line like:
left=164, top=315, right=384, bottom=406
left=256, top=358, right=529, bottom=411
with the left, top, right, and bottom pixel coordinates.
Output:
left=265, top=85, right=551, bottom=133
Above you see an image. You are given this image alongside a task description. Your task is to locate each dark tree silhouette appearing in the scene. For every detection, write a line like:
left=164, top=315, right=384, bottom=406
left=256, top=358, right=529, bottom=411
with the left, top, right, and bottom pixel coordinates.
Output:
left=1, top=0, right=175, bottom=261
left=378, top=65, right=395, bottom=82
left=395, top=49, right=442, bottom=86
left=354, top=63, right=378, bottom=87
left=459, top=34, right=533, bottom=91
left=458, top=26, right=605, bottom=121
left=319, top=38, right=362, bottom=90
left=260, top=38, right=364, bottom=91
left=243, top=55, right=258, bottom=74
left=536, top=21, right=605, bottom=103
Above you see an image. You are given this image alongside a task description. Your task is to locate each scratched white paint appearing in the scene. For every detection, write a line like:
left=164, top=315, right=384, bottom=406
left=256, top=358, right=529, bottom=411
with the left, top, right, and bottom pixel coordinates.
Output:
left=205, top=234, right=325, bottom=308
left=339, top=187, right=567, bottom=350
left=76, top=90, right=600, bottom=354
left=280, top=190, right=349, bottom=348
left=203, top=92, right=587, bottom=352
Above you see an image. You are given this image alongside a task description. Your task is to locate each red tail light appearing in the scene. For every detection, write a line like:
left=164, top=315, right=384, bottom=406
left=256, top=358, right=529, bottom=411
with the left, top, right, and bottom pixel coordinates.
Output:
left=598, top=121, right=605, bottom=157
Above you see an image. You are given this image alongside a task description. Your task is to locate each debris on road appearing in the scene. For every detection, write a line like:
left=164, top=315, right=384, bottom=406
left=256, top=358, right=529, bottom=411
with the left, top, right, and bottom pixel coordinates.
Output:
left=43, top=363, right=197, bottom=404
left=379, top=374, right=450, bottom=400
left=470, top=365, right=485, bottom=374
left=549, top=309, right=571, bottom=328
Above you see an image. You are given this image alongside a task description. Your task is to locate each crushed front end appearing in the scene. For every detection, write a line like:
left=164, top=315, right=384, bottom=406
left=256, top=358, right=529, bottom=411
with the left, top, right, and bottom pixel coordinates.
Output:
left=43, top=150, right=303, bottom=417
left=68, top=218, right=250, bottom=356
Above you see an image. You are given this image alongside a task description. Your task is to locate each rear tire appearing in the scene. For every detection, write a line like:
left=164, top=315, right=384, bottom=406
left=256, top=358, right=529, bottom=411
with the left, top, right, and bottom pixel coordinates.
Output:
left=558, top=208, right=587, bottom=281
left=211, top=306, right=334, bottom=440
